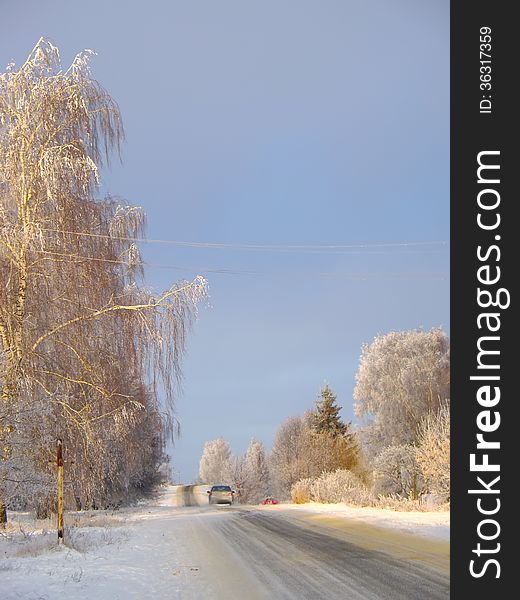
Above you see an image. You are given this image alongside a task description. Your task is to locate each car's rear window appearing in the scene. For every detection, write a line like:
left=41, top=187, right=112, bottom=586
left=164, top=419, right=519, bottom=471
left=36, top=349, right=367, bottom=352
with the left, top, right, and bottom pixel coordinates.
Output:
left=211, top=485, right=231, bottom=491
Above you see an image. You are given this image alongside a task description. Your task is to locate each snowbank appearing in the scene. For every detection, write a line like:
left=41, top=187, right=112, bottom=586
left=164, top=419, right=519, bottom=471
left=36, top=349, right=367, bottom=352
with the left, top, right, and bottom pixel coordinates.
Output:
left=263, top=502, right=450, bottom=541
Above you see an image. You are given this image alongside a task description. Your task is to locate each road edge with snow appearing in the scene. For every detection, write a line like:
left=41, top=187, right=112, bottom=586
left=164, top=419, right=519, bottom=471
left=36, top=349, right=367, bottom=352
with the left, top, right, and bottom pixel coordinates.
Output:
left=257, top=502, right=450, bottom=541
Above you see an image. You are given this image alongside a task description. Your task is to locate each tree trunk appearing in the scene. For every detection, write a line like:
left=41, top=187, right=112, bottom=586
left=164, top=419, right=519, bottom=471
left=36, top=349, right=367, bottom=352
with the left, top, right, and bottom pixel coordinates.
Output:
left=412, top=473, right=418, bottom=500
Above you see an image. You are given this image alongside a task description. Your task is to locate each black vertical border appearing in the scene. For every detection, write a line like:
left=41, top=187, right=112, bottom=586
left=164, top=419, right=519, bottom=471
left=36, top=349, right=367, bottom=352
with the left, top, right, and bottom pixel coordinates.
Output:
left=451, top=2, right=515, bottom=596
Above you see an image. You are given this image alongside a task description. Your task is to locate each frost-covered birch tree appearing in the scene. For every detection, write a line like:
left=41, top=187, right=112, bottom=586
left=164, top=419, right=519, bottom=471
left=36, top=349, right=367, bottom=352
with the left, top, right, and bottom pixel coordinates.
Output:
left=198, top=438, right=232, bottom=484
left=241, top=439, right=269, bottom=503
left=0, top=39, right=207, bottom=520
left=269, top=415, right=310, bottom=498
left=229, top=454, right=247, bottom=499
left=353, top=328, right=450, bottom=458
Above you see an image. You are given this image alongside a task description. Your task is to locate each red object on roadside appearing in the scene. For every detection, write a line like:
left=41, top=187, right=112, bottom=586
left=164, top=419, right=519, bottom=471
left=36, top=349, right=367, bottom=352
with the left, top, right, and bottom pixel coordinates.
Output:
left=261, top=496, right=279, bottom=505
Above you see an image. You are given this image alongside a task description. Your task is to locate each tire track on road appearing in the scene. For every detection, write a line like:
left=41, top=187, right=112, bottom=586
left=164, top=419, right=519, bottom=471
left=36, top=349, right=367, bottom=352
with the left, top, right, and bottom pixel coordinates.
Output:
left=217, top=509, right=449, bottom=600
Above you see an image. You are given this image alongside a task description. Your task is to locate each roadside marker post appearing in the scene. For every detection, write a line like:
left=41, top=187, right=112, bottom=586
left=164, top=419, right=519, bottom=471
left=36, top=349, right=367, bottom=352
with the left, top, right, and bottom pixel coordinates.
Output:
left=57, top=439, right=64, bottom=543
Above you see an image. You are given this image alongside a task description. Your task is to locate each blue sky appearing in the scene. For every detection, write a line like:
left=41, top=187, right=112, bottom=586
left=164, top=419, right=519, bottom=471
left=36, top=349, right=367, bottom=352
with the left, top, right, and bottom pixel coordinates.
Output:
left=2, top=0, right=449, bottom=481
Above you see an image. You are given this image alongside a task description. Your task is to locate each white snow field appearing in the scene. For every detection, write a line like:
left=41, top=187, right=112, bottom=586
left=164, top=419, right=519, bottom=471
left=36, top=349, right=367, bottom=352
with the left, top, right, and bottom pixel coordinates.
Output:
left=0, top=486, right=449, bottom=599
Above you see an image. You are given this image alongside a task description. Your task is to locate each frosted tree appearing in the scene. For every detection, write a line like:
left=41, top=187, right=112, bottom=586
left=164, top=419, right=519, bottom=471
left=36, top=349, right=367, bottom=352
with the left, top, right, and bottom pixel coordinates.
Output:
left=198, top=438, right=232, bottom=484
left=270, top=407, right=359, bottom=499
left=416, top=402, right=450, bottom=498
left=0, top=39, right=207, bottom=521
left=269, top=415, right=311, bottom=499
left=311, top=385, right=348, bottom=437
left=242, top=439, right=270, bottom=503
left=353, top=328, right=450, bottom=458
left=309, top=385, right=358, bottom=475
left=229, top=454, right=247, bottom=501
left=373, top=445, right=423, bottom=498
left=306, top=431, right=359, bottom=476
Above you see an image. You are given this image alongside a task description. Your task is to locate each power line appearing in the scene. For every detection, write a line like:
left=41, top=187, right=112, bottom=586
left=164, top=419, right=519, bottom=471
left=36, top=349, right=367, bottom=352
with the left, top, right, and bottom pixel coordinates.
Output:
left=36, top=249, right=447, bottom=280
left=40, top=228, right=448, bottom=255
left=151, top=264, right=448, bottom=281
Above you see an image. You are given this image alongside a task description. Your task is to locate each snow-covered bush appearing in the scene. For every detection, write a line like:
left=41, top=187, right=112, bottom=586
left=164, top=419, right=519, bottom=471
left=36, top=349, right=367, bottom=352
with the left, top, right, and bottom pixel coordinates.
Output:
left=310, top=469, right=364, bottom=503
left=416, top=402, right=450, bottom=499
left=373, top=445, right=423, bottom=498
left=290, top=470, right=448, bottom=511
left=291, top=470, right=367, bottom=504
left=340, top=486, right=375, bottom=507
left=291, top=478, right=313, bottom=504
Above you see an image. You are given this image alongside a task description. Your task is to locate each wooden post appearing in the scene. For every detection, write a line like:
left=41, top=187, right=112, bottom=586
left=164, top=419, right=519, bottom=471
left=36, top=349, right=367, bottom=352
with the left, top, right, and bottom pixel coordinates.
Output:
left=57, top=439, right=64, bottom=543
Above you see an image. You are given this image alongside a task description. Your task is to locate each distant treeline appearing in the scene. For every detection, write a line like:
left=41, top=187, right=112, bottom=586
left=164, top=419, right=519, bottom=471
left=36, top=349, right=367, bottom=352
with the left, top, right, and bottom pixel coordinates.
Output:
left=198, top=328, right=450, bottom=509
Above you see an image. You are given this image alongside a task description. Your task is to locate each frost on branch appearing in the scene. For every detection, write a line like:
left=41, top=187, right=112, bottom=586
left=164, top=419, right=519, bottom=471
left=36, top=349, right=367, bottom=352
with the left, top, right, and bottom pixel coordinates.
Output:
left=0, top=39, right=207, bottom=517
left=416, top=402, right=450, bottom=499
left=241, top=439, right=270, bottom=503
left=198, top=438, right=233, bottom=485
left=373, top=445, right=423, bottom=499
left=353, top=328, right=450, bottom=458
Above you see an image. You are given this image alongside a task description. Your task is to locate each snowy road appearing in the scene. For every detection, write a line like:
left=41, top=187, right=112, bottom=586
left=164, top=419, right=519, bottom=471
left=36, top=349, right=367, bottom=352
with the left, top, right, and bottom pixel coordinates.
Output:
left=215, top=508, right=449, bottom=599
left=1, top=486, right=449, bottom=599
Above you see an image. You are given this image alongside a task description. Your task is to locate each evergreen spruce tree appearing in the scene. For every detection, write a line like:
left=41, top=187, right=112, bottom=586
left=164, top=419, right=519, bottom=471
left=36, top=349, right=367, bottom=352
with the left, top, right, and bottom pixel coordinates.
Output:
left=312, top=385, right=349, bottom=437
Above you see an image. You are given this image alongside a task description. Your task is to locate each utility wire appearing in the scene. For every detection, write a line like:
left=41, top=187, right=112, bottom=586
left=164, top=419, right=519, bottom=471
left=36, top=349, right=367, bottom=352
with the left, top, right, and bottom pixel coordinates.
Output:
left=36, top=249, right=447, bottom=280
left=40, top=228, right=448, bottom=255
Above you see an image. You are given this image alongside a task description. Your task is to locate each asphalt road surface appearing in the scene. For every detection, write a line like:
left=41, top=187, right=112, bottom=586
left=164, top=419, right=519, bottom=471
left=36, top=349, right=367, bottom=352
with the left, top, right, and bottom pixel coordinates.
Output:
left=169, top=485, right=449, bottom=599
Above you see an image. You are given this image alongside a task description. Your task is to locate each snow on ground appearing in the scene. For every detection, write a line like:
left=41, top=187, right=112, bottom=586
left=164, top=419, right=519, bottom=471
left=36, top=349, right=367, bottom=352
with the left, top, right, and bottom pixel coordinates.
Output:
left=0, top=487, right=449, bottom=600
left=262, top=502, right=450, bottom=541
left=0, top=488, right=258, bottom=600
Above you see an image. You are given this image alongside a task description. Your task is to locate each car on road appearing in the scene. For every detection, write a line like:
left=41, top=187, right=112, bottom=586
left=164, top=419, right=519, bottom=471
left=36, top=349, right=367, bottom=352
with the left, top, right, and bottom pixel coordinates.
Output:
left=207, top=485, right=235, bottom=505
